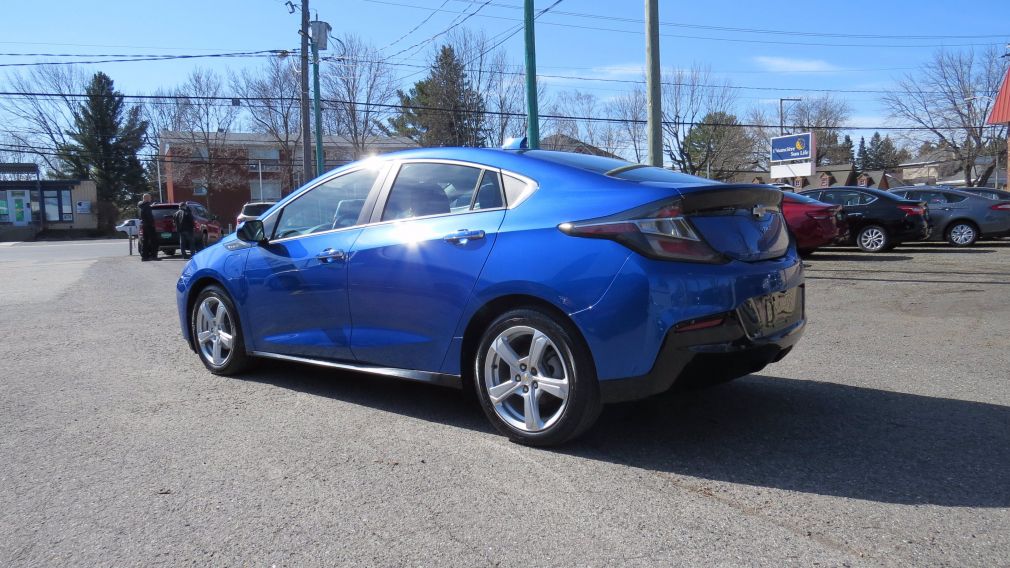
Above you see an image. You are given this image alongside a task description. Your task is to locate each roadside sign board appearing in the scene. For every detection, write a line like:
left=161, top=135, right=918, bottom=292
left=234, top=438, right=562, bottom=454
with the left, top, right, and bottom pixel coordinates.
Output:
left=770, top=133, right=815, bottom=163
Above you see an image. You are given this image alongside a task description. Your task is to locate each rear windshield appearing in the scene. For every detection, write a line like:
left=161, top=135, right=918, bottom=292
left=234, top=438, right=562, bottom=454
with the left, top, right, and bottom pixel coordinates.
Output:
left=242, top=203, right=273, bottom=216
left=523, top=150, right=709, bottom=184
left=151, top=208, right=176, bottom=220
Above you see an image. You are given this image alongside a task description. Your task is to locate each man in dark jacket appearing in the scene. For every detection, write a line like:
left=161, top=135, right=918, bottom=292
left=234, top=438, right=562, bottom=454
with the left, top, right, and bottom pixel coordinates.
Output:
left=174, top=202, right=196, bottom=259
left=138, top=193, right=160, bottom=261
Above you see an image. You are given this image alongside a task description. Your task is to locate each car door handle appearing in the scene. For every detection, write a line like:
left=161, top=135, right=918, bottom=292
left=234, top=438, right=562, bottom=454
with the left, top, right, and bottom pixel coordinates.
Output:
left=316, top=248, right=347, bottom=264
left=443, top=229, right=485, bottom=245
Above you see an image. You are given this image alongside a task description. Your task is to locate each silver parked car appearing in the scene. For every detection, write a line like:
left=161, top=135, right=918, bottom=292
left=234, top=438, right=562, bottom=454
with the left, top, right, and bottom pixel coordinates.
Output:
left=889, top=186, right=1010, bottom=246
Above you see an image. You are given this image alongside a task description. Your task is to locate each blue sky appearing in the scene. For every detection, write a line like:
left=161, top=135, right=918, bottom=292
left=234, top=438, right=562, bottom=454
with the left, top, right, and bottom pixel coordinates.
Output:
left=3, top=0, right=1009, bottom=139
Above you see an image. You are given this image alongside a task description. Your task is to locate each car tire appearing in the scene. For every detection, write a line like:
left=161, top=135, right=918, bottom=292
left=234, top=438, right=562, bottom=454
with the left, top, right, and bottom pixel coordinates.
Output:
left=946, top=221, right=978, bottom=247
left=474, top=308, right=601, bottom=447
left=856, top=225, right=889, bottom=252
left=191, top=285, right=251, bottom=375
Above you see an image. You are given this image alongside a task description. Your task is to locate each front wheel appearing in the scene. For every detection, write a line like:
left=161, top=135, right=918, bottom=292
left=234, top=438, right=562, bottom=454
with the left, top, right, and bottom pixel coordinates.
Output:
left=857, top=225, right=890, bottom=252
left=474, top=309, right=601, bottom=447
left=947, top=222, right=978, bottom=247
left=191, top=285, right=251, bottom=375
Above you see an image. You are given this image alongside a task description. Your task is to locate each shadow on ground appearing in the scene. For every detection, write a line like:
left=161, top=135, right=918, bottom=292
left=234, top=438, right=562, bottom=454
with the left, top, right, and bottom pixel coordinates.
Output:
left=239, top=361, right=1010, bottom=507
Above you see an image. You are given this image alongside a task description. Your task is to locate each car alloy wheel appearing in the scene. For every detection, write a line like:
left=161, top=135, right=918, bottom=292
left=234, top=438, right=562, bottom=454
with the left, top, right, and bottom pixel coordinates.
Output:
left=474, top=309, right=601, bottom=446
left=196, top=296, right=236, bottom=369
left=484, top=325, right=571, bottom=433
left=948, top=223, right=977, bottom=246
left=857, top=226, right=888, bottom=252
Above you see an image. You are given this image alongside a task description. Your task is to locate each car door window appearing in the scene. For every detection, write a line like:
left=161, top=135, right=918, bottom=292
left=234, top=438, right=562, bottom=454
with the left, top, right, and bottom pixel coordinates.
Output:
left=274, top=168, right=379, bottom=239
left=943, top=192, right=967, bottom=203
left=382, top=162, right=481, bottom=221
left=915, top=191, right=947, bottom=206
left=822, top=190, right=866, bottom=206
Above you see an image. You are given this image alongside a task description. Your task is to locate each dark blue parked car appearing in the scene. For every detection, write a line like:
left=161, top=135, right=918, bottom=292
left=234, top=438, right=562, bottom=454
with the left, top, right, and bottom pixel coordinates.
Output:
left=177, top=148, right=805, bottom=446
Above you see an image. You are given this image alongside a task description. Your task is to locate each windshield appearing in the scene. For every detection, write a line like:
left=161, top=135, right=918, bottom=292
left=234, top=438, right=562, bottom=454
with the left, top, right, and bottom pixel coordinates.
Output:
left=242, top=203, right=273, bottom=216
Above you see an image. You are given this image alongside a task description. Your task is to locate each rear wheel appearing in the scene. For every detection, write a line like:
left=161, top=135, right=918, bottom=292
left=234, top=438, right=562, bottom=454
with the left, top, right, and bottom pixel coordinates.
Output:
left=946, top=221, right=978, bottom=247
left=857, top=225, right=889, bottom=252
left=474, top=309, right=600, bottom=446
left=191, top=285, right=250, bottom=375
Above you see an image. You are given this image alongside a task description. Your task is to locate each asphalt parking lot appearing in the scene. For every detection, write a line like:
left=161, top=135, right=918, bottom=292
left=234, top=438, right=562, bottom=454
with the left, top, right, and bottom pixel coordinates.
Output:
left=1, top=239, right=1008, bottom=566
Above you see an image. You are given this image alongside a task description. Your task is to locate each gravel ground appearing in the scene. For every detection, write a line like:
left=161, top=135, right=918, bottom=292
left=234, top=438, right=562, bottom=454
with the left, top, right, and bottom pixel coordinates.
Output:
left=1, top=240, right=1008, bottom=566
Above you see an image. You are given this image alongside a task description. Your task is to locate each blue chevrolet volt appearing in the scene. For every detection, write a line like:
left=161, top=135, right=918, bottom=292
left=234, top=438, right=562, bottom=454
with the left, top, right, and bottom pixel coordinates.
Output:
left=177, top=148, right=805, bottom=446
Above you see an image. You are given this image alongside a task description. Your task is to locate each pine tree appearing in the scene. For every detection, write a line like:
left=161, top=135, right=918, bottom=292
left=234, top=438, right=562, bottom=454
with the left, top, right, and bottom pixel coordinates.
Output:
left=387, top=46, right=485, bottom=147
left=59, top=72, right=148, bottom=232
left=840, top=135, right=854, bottom=165
left=865, top=132, right=884, bottom=170
left=855, top=137, right=868, bottom=171
left=875, top=135, right=905, bottom=169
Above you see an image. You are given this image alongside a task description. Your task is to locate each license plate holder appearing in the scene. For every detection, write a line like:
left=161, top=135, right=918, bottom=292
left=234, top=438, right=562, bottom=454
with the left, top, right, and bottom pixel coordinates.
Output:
left=161, top=232, right=173, bottom=239
left=738, top=286, right=803, bottom=338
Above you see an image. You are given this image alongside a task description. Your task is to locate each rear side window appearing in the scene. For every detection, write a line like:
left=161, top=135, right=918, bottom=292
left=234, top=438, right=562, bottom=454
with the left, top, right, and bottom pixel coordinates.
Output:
left=472, top=170, right=504, bottom=210
left=784, top=192, right=823, bottom=204
left=821, top=190, right=875, bottom=206
left=382, top=163, right=481, bottom=221
left=943, top=192, right=967, bottom=203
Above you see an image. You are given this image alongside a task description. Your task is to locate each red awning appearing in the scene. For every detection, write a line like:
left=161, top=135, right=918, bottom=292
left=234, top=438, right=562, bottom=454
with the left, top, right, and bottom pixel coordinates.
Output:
left=988, top=67, right=1010, bottom=124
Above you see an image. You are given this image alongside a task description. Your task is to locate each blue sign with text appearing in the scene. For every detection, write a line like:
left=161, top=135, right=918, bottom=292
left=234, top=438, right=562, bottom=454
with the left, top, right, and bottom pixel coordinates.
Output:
left=770, top=133, right=814, bottom=163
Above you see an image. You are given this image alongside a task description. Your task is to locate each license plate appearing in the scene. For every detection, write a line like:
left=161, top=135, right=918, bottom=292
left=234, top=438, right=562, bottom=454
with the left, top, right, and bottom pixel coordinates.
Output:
left=161, top=232, right=173, bottom=239
left=738, top=287, right=803, bottom=338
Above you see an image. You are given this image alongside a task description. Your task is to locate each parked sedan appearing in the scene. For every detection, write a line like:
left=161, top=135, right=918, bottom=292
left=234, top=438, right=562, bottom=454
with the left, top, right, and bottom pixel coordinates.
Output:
left=780, top=192, right=847, bottom=254
left=960, top=188, right=1010, bottom=201
left=889, top=186, right=1010, bottom=246
left=177, top=148, right=805, bottom=446
left=799, top=187, right=930, bottom=252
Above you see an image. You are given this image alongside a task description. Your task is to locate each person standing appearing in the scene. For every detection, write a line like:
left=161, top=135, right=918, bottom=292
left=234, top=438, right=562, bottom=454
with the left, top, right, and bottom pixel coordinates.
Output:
left=174, top=202, right=196, bottom=259
left=138, top=193, right=159, bottom=261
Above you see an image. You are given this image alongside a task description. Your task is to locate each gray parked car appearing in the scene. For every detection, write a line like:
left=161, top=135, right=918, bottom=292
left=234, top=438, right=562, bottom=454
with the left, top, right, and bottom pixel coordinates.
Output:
left=889, top=186, right=1010, bottom=246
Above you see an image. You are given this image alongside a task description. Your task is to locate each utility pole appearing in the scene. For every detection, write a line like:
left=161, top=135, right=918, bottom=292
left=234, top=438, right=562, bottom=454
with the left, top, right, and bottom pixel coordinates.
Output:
left=310, top=19, right=331, bottom=177
left=645, top=0, right=662, bottom=167
left=299, top=0, right=312, bottom=179
left=523, top=0, right=540, bottom=149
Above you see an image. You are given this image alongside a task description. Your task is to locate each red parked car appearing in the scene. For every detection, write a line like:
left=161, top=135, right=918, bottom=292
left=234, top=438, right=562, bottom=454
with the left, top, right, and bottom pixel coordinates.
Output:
left=780, top=192, right=848, bottom=254
left=140, top=201, right=223, bottom=257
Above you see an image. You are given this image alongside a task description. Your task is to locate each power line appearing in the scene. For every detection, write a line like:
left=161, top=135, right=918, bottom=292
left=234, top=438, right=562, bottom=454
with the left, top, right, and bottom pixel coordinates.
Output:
left=0, top=50, right=287, bottom=68
left=379, top=0, right=453, bottom=50
left=385, top=0, right=495, bottom=60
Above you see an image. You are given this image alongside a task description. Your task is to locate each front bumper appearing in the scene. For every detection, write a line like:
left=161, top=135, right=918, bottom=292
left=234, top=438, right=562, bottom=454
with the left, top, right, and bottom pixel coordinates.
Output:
left=599, top=286, right=805, bottom=403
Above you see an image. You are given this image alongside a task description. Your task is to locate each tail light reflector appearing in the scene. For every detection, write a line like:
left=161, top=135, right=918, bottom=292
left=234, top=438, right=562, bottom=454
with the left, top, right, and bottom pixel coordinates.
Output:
left=806, top=210, right=832, bottom=220
left=898, top=204, right=925, bottom=216
left=559, top=199, right=724, bottom=263
left=674, top=314, right=727, bottom=333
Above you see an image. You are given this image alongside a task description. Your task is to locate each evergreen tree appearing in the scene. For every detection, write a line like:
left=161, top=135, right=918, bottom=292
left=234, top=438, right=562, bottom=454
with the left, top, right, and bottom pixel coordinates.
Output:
left=855, top=136, right=868, bottom=171
left=874, top=134, right=907, bottom=169
left=59, top=72, right=148, bottom=232
left=387, top=46, right=485, bottom=147
left=865, top=132, right=884, bottom=170
left=840, top=135, right=854, bottom=165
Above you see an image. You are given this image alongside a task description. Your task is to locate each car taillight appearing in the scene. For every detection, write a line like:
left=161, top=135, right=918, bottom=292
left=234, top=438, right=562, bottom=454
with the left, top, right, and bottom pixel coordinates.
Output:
left=806, top=211, right=832, bottom=220
left=897, top=204, right=925, bottom=216
left=990, top=202, right=1010, bottom=211
left=558, top=199, right=724, bottom=263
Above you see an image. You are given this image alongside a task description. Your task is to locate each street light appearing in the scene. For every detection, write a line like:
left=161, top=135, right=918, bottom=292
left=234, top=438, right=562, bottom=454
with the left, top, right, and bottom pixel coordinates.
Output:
left=779, top=98, right=801, bottom=136
left=309, top=19, right=332, bottom=178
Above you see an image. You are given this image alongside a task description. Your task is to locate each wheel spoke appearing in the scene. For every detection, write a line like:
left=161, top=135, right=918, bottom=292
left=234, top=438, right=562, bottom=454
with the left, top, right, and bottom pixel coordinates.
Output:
left=527, top=331, right=550, bottom=370
left=536, top=377, right=568, bottom=400
left=214, top=303, right=227, bottom=326
left=492, top=336, right=522, bottom=370
left=218, top=331, right=234, bottom=349
left=211, top=338, right=224, bottom=365
left=197, top=330, right=213, bottom=343
left=199, top=302, right=214, bottom=325
left=488, top=380, right=522, bottom=404
left=523, top=390, right=543, bottom=431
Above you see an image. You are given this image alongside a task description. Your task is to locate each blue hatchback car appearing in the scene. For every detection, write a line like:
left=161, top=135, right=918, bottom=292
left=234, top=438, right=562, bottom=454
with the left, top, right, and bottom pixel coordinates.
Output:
left=177, top=148, right=805, bottom=446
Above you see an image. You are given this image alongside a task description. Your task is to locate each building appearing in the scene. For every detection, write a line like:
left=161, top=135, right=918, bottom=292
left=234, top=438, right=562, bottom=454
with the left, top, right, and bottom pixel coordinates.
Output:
left=765, top=163, right=902, bottom=190
left=986, top=64, right=1010, bottom=189
left=0, top=163, right=98, bottom=241
left=160, top=132, right=416, bottom=229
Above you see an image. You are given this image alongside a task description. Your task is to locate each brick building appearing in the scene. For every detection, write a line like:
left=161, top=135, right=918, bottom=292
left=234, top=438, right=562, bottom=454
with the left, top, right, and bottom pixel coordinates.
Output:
left=160, top=132, right=415, bottom=229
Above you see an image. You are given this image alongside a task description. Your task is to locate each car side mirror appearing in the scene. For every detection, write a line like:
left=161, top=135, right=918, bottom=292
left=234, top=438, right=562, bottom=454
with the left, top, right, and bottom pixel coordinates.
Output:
left=236, top=220, right=268, bottom=244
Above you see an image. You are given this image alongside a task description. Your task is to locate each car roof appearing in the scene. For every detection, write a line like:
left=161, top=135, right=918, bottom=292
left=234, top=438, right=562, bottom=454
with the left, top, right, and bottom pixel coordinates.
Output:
left=801, top=186, right=898, bottom=199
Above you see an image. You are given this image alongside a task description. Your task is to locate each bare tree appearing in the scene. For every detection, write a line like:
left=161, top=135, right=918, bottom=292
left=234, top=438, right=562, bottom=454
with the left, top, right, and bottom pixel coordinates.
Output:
left=322, top=33, right=399, bottom=159
left=0, top=65, right=86, bottom=172
left=610, top=85, right=648, bottom=162
left=447, top=28, right=526, bottom=147
left=882, top=46, right=1007, bottom=187
left=543, top=89, right=622, bottom=156
left=158, top=68, right=242, bottom=211
left=232, top=56, right=302, bottom=191
left=661, top=65, right=737, bottom=174
left=786, top=94, right=851, bottom=166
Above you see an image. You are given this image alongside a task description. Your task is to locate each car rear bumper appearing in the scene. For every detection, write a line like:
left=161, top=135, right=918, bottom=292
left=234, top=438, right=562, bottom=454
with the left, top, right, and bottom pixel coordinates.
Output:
left=598, top=288, right=805, bottom=403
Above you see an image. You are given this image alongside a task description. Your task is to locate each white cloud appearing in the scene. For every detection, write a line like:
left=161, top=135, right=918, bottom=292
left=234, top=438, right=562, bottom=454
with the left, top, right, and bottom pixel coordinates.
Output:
left=753, top=56, right=841, bottom=73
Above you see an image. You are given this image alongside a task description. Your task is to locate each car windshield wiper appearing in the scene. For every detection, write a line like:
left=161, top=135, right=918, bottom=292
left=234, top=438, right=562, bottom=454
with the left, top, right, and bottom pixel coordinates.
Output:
left=604, top=164, right=650, bottom=177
